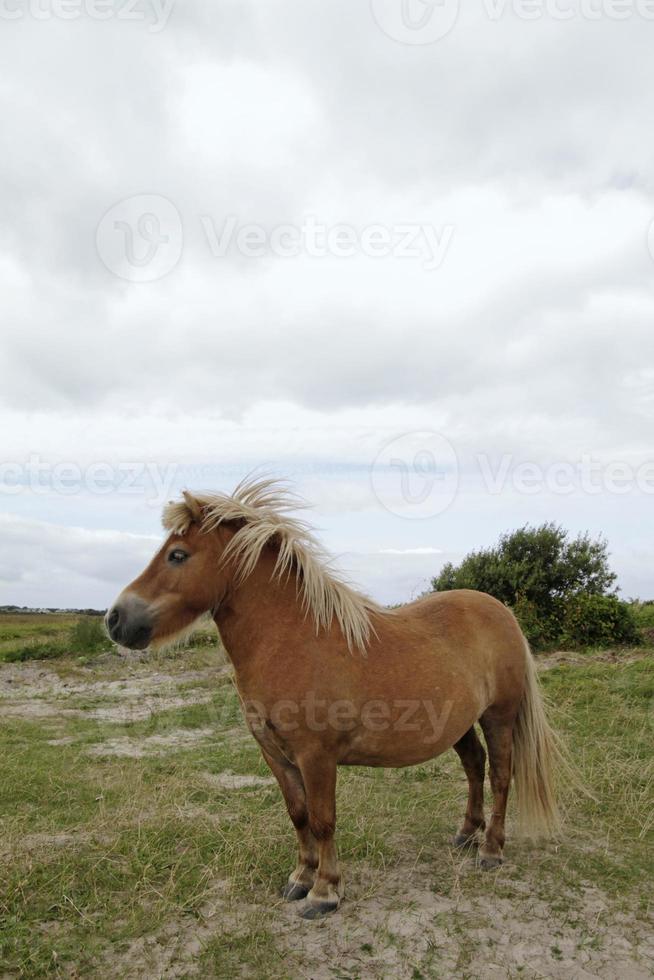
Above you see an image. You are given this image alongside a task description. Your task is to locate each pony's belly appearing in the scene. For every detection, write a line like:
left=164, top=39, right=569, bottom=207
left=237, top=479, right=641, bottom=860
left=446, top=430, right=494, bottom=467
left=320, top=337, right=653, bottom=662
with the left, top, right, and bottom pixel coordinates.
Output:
left=339, top=741, right=447, bottom=767
left=334, top=685, right=484, bottom=767
left=338, top=717, right=472, bottom=767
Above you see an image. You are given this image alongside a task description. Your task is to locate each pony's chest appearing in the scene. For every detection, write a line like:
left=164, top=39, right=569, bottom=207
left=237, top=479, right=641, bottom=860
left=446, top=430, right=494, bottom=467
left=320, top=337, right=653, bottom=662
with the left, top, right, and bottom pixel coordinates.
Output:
left=245, top=706, right=299, bottom=764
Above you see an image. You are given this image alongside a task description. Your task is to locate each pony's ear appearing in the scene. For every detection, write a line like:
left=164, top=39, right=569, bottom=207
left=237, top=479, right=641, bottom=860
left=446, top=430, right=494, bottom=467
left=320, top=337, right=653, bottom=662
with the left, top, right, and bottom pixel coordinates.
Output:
left=182, top=491, right=204, bottom=525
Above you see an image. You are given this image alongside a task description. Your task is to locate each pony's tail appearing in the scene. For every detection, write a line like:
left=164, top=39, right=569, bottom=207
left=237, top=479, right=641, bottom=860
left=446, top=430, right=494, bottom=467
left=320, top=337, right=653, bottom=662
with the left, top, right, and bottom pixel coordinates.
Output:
left=512, top=638, right=567, bottom=837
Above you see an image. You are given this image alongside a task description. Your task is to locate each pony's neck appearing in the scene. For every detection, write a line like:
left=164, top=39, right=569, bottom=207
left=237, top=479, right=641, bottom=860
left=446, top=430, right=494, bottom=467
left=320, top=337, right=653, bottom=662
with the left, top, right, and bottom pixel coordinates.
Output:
left=212, top=549, right=308, bottom=673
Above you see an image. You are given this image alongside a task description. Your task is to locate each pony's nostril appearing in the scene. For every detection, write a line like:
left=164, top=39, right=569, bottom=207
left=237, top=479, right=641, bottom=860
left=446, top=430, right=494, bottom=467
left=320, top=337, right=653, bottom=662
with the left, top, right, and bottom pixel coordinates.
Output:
left=107, top=608, right=120, bottom=630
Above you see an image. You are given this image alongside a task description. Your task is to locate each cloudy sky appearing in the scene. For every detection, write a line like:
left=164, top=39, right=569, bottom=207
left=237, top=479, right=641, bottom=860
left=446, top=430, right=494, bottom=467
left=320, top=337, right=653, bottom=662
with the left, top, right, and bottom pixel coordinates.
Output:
left=1, top=0, right=653, bottom=610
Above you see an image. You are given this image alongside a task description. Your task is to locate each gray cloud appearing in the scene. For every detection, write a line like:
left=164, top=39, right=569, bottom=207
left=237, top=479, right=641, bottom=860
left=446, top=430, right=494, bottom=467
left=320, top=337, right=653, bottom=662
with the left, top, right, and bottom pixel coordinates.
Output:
left=1, top=0, right=653, bottom=605
left=0, top=514, right=159, bottom=608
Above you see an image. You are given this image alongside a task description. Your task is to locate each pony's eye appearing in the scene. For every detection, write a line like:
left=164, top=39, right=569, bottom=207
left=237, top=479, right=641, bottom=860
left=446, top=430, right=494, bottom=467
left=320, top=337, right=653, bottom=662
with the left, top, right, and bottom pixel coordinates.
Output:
left=168, top=549, right=189, bottom=565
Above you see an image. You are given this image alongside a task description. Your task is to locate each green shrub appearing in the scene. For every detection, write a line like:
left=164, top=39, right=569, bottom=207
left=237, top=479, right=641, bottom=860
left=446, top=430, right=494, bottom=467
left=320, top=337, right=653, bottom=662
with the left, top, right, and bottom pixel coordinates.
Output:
left=511, top=596, right=563, bottom=650
left=561, top=594, right=640, bottom=648
left=433, top=523, right=616, bottom=612
left=431, top=523, right=632, bottom=650
left=629, top=600, right=654, bottom=630
left=68, top=616, right=110, bottom=654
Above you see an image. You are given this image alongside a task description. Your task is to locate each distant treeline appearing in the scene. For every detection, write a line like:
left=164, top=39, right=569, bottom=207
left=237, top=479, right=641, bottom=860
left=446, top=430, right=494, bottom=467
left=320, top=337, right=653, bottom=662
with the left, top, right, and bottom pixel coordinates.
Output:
left=0, top=606, right=106, bottom=616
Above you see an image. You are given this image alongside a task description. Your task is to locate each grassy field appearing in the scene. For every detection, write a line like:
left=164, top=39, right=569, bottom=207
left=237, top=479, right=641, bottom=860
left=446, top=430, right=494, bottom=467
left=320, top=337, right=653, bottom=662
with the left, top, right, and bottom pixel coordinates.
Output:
left=0, top=615, right=652, bottom=978
left=0, top=614, right=216, bottom=665
left=0, top=613, right=118, bottom=665
left=0, top=613, right=82, bottom=662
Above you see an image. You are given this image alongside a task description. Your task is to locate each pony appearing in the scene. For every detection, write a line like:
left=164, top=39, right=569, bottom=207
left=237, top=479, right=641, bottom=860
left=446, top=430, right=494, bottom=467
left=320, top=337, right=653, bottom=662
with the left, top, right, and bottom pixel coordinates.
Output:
left=106, top=477, right=564, bottom=919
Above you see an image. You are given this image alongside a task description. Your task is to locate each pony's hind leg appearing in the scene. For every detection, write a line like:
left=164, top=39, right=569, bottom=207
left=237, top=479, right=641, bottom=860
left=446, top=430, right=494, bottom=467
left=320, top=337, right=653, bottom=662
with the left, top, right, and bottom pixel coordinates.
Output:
left=478, top=706, right=517, bottom=869
left=452, top=726, right=486, bottom=848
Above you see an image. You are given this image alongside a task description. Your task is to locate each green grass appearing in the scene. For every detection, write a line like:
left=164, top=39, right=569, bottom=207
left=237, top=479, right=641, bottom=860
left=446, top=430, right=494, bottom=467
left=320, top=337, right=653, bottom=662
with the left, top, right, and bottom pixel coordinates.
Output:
left=0, top=613, right=111, bottom=663
left=0, top=613, right=77, bottom=661
left=0, top=613, right=219, bottom=663
left=536, top=658, right=653, bottom=898
left=0, top=613, right=78, bottom=642
left=0, top=634, right=652, bottom=977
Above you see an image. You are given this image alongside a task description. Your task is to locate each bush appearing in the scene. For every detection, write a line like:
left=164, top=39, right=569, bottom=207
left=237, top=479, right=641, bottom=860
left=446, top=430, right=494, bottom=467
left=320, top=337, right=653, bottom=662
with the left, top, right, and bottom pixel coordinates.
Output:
left=433, top=523, right=616, bottom=611
left=431, top=523, right=637, bottom=650
left=629, top=600, right=654, bottom=630
left=561, top=594, right=640, bottom=648
left=511, top=596, right=563, bottom=650
left=68, top=616, right=109, bottom=654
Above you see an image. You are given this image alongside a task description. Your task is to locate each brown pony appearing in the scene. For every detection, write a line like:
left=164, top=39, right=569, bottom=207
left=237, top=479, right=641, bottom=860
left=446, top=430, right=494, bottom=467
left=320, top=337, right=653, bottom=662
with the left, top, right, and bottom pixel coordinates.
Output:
left=106, top=478, right=564, bottom=919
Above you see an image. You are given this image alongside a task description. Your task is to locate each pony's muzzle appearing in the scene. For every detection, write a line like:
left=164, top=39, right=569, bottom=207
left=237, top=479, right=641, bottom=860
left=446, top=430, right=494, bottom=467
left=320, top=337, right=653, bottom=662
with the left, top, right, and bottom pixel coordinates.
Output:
left=105, top=594, right=153, bottom=650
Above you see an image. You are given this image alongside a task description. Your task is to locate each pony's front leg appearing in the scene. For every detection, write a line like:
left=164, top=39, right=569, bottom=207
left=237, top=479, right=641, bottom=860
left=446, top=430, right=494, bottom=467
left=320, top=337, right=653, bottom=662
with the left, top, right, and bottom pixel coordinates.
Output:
left=297, top=752, right=342, bottom=919
left=260, top=749, right=318, bottom=901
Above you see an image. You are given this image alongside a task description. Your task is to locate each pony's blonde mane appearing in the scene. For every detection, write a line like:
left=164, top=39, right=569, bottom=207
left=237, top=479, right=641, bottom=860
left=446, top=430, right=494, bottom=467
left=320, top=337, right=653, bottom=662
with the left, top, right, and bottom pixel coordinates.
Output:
left=162, top=477, right=383, bottom=651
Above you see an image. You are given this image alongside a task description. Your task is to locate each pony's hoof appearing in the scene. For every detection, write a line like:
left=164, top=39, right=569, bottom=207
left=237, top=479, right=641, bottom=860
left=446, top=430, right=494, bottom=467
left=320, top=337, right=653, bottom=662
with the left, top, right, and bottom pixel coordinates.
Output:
left=452, top=833, right=478, bottom=850
left=281, top=881, right=310, bottom=901
left=299, top=900, right=339, bottom=920
left=478, top=853, right=503, bottom=871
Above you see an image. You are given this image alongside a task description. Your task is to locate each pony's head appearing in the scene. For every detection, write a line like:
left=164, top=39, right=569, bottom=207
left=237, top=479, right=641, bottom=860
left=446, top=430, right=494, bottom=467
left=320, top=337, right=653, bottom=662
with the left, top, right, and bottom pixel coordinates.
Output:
left=105, top=491, right=230, bottom=649
left=106, top=477, right=380, bottom=652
